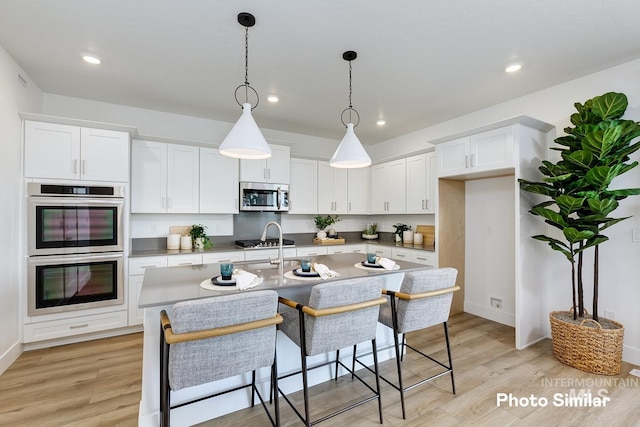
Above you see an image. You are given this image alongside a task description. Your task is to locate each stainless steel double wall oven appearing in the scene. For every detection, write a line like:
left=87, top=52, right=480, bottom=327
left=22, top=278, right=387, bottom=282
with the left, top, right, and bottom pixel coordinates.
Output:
left=27, top=183, right=125, bottom=316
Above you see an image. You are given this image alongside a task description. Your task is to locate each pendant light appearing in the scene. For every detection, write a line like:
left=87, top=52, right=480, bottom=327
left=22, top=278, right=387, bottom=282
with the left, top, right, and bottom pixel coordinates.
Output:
left=330, top=51, right=371, bottom=168
left=219, top=12, right=271, bottom=159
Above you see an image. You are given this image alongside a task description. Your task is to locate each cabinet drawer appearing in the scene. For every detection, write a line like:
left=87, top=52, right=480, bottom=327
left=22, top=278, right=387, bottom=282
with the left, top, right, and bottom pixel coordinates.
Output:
left=202, top=251, right=245, bottom=264
left=244, top=248, right=296, bottom=261
left=129, top=256, right=168, bottom=275
left=296, top=247, right=328, bottom=257
left=368, top=246, right=392, bottom=258
left=327, top=244, right=366, bottom=254
left=24, top=310, right=128, bottom=343
left=167, top=254, right=203, bottom=267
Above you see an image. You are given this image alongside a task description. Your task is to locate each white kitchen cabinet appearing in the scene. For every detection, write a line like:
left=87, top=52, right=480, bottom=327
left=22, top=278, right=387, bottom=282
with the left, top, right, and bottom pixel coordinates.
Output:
left=406, top=152, right=436, bottom=214
left=371, top=159, right=406, bottom=214
left=24, top=121, right=129, bottom=182
left=317, top=161, right=348, bottom=214
left=296, top=246, right=328, bottom=257
left=128, top=256, right=168, bottom=326
left=367, top=245, right=392, bottom=259
left=199, top=148, right=239, bottom=214
left=289, top=158, right=318, bottom=214
left=166, top=254, right=203, bottom=267
left=240, top=144, right=290, bottom=184
left=437, top=126, right=515, bottom=178
left=391, top=247, right=437, bottom=266
left=23, top=310, right=128, bottom=343
left=243, top=248, right=296, bottom=262
left=347, top=167, right=370, bottom=214
left=327, top=244, right=366, bottom=255
left=201, top=251, right=245, bottom=264
left=131, top=140, right=199, bottom=213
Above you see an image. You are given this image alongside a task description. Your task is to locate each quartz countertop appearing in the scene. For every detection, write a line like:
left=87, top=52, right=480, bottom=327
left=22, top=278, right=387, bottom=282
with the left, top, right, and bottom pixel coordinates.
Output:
left=129, top=236, right=434, bottom=258
left=139, top=253, right=429, bottom=308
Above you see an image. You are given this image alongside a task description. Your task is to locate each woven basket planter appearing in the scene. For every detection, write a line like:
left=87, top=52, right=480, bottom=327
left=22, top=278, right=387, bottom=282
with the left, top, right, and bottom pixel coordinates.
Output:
left=549, top=310, right=624, bottom=375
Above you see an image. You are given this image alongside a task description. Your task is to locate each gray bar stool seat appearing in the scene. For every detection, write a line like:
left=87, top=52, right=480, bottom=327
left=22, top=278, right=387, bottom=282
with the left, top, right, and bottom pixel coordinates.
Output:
left=159, top=290, right=283, bottom=427
left=378, top=268, right=459, bottom=419
left=277, top=277, right=386, bottom=426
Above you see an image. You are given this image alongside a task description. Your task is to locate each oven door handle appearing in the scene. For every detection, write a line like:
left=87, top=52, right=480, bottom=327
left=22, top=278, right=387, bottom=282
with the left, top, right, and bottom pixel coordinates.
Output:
left=28, top=252, right=124, bottom=265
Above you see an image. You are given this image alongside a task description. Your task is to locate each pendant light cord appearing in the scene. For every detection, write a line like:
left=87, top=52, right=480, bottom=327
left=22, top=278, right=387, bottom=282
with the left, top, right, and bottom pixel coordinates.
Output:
left=340, top=52, right=360, bottom=128
left=244, top=26, right=250, bottom=103
left=348, top=60, right=353, bottom=123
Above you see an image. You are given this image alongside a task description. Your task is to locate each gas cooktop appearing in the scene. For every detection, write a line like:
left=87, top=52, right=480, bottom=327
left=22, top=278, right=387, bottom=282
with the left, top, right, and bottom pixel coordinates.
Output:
left=235, top=238, right=295, bottom=249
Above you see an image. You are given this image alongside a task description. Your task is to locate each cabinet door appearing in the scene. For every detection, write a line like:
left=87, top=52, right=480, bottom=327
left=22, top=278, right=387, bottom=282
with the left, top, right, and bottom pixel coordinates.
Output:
left=347, top=167, right=370, bottom=214
left=131, top=140, right=167, bottom=213
left=239, top=158, right=267, bottom=182
left=296, top=247, right=328, bottom=257
left=425, top=152, right=437, bottom=213
left=406, top=154, right=427, bottom=213
left=167, top=254, right=202, bottom=267
left=332, top=167, right=348, bottom=214
left=289, top=158, right=318, bottom=214
left=317, top=161, right=334, bottom=213
left=201, top=251, right=245, bottom=264
left=266, top=145, right=290, bottom=184
left=80, top=128, right=129, bottom=182
left=166, top=144, right=199, bottom=213
left=470, top=126, right=514, bottom=173
left=437, top=136, right=469, bottom=177
left=24, top=121, right=81, bottom=179
left=199, top=148, right=239, bottom=213
left=370, top=164, right=388, bottom=214
left=386, top=159, right=406, bottom=214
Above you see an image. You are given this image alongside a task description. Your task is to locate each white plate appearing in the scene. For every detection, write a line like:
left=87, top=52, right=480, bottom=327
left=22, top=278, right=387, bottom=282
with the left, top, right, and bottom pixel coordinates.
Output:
left=293, top=268, right=320, bottom=277
left=212, top=275, right=236, bottom=285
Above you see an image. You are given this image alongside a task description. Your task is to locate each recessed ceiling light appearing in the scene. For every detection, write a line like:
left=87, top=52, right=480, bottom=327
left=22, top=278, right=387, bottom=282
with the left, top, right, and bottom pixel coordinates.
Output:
left=376, top=119, right=386, bottom=126
left=267, top=95, right=279, bottom=103
left=505, top=64, right=522, bottom=73
left=82, top=55, right=101, bottom=65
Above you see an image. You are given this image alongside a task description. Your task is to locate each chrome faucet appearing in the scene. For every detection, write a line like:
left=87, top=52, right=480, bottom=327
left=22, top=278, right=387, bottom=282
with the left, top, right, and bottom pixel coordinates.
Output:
left=260, top=221, right=284, bottom=270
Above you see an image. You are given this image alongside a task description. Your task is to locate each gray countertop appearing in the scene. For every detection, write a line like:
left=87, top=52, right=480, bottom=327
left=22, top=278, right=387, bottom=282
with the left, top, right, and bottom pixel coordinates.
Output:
left=130, top=236, right=435, bottom=258
left=139, top=253, right=429, bottom=308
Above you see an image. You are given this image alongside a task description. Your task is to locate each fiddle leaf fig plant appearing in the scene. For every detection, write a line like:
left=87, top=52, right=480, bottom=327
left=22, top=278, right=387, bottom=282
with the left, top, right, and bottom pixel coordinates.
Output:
left=519, top=92, right=640, bottom=322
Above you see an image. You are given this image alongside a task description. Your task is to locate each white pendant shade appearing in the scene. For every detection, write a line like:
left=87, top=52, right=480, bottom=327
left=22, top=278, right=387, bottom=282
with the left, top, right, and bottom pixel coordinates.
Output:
left=219, top=103, right=272, bottom=159
left=330, top=123, right=371, bottom=168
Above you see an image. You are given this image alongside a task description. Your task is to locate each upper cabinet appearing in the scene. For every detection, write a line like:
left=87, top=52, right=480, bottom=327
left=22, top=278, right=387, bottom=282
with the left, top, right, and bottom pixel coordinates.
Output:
left=406, top=152, right=436, bottom=214
left=289, top=158, right=318, bottom=214
left=199, top=148, right=239, bottom=214
left=131, top=140, right=199, bottom=213
left=437, top=126, right=515, bottom=178
left=371, top=159, right=406, bottom=214
left=239, top=144, right=290, bottom=184
left=347, top=167, right=370, bottom=214
left=317, top=161, right=348, bottom=214
left=24, top=121, right=129, bottom=182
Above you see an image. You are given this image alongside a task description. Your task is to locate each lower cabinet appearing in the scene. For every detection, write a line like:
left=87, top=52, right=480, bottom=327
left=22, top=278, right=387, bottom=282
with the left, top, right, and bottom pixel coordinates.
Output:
left=327, top=244, right=366, bottom=255
left=202, top=251, right=245, bottom=264
left=128, top=256, right=168, bottom=326
left=23, top=310, right=128, bottom=343
left=296, top=247, right=328, bottom=257
left=391, top=247, right=437, bottom=266
left=368, top=245, right=392, bottom=259
left=244, top=248, right=297, bottom=262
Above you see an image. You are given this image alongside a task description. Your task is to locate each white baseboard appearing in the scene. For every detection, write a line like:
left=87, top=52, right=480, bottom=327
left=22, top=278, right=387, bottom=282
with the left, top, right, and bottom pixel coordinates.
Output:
left=464, top=301, right=515, bottom=327
left=0, top=340, right=23, bottom=376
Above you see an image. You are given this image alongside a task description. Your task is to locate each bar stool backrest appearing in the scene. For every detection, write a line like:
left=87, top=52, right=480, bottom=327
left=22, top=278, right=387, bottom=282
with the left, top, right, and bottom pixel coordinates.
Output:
left=305, top=277, right=384, bottom=356
left=168, top=290, right=279, bottom=391
left=395, top=268, right=458, bottom=334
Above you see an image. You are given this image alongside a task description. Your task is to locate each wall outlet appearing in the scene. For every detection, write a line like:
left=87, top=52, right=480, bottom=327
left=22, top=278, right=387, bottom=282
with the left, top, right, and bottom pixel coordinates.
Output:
left=490, top=297, right=502, bottom=309
left=633, top=229, right=640, bottom=243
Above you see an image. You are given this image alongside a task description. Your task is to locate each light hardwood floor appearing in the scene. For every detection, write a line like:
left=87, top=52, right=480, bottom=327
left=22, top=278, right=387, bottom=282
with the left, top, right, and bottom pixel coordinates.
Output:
left=1, top=313, right=638, bottom=427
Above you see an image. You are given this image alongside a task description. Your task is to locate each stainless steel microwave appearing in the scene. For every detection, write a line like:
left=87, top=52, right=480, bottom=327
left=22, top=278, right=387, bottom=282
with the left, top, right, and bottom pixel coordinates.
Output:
left=239, top=182, right=289, bottom=212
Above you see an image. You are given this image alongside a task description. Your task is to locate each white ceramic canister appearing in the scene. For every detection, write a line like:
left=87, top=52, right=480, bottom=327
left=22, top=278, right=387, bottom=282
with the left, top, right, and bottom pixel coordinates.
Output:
left=180, top=235, right=192, bottom=250
left=403, top=230, right=414, bottom=243
left=413, top=233, right=424, bottom=244
left=167, top=234, right=181, bottom=250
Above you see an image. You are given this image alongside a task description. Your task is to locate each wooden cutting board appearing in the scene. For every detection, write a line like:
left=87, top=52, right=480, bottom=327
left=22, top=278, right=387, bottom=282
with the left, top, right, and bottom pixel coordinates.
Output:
left=415, top=225, right=435, bottom=245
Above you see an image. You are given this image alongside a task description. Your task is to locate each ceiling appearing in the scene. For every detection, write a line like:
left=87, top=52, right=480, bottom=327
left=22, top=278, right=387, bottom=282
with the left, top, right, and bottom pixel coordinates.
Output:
left=1, top=1, right=640, bottom=144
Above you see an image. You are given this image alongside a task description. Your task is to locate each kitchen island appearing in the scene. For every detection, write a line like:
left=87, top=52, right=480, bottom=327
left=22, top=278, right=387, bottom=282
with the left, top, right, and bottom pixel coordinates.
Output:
left=137, top=253, right=432, bottom=427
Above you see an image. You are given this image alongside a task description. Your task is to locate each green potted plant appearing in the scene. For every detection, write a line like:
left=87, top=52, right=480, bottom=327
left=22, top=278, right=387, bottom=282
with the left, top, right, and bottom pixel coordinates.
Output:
left=519, top=91, right=640, bottom=375
left=313, top=215, right=340, bottom=239
left=188, top=224, right=212, bottom=250
left=392, top=223, right=410, bottom=243
left=362, top=222, right=378, bottom=240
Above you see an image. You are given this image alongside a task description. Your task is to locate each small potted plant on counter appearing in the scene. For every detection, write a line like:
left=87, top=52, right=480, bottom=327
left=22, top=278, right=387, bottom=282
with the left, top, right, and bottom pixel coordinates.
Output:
left=362, top=223, right=378, bottom=240
left=188, top=224, right=213, bottom=250
left=314, top=215, right=340, bottom=239
left=392, top=223, right=411, bottom=244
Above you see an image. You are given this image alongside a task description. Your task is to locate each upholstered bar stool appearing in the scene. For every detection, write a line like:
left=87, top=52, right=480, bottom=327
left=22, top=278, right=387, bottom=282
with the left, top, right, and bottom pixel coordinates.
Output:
left=159, top=291, right=283, bottom=427
left=277, top=277, right=386, bottom=426
left=378, top=268, right=459, bottom=419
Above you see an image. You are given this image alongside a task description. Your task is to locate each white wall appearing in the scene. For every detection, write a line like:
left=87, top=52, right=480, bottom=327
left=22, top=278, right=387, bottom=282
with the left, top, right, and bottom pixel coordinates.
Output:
left=0, top=46, right=42, bottom=373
